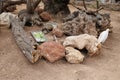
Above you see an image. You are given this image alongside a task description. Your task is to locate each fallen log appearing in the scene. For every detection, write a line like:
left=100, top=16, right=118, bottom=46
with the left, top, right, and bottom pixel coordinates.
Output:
left=0, top=0, right=26, bottom=13
left=10, top=16, right=41, bottom=63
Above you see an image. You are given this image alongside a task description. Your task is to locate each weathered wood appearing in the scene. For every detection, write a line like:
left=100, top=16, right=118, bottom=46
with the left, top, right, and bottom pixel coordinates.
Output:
left=42, top=0, right=70, bottom=17
left=3, top=0, right=26, bottom=8
left=33, top=0, right=41, bottom=10
left=10, top=16, right=41, bottom=63
left=0, top=0, right=26, bottom=13
left=0, top=0, right=3, bottom=13
left=83, top=0, right=87, bottom=10
left=18, top=0, right=42, bottom=26
left=26, top=0, right=34, bottom=14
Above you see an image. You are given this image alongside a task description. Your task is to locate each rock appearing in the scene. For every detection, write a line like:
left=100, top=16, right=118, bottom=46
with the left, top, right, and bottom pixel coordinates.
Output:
left=35, top=6, right=44, bottom=14
left=42, top=22, right=58, bottom=34
left=0, top=12, right=16, bottom=27
left=65, top=47, right=84, bottom=64
left=37, top=41, right=65, bottom=62
left=63, top=34, right=101, bottom=56
left=52, top=28, right=64, bottom=38
left=40, top=12, right=52, bottom=22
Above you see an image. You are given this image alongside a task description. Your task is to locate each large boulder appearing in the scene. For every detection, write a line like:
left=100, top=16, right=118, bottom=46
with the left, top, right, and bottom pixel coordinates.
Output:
left=65, top=47, right=84, bottom=64
left=63, top=34, right=101, bottom=56
left=37, top=41, right=65, bottom=62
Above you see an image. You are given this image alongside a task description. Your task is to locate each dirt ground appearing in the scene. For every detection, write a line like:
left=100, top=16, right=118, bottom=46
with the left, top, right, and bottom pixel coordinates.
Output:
left=0, top=4, right=120, bottom=80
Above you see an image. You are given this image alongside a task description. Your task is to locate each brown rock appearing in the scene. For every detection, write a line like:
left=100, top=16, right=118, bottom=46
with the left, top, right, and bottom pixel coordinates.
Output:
left=52, top=28, right=64, bottom=38
left=40, top=12, right=52, bottom=22
left=37, top=41, right=65, bottom=62
left=35, top=6, right=44, bottom=14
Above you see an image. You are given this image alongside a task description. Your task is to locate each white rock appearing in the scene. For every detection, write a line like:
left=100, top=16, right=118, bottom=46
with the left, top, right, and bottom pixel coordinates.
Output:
left=0, top=12, right=16, bottom=27
left=63, top=34, right=101, bottom=56
left=65, top=47, right=84, bottom=64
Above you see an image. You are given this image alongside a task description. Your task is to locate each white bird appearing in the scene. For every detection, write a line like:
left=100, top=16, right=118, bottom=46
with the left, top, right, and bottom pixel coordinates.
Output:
left=98, top=29, right=110, bottom=44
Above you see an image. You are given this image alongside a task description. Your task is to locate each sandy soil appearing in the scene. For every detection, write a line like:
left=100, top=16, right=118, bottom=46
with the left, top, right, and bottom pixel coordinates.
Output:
left=0, top=4, right=120, bottom=80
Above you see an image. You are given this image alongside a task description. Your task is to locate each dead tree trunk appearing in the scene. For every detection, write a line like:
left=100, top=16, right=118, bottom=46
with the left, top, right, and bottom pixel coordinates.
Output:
left=42, top=0, right=70, bottom=17
left=10, top=16, right=41, bottom=63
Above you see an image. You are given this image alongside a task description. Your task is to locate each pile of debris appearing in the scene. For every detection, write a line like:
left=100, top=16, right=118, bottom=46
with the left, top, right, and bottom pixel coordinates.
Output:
left=8, top=9, right=112, bottom=64
left=0, top=0, right=113, bottom=64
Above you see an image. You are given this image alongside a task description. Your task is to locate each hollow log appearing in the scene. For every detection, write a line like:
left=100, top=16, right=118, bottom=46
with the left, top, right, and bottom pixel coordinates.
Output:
left=10, top=16, right=41, bottom=63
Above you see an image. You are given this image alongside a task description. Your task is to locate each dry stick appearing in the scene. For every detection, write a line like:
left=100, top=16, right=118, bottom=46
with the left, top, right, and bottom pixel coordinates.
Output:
left=33, top=0, right=41, bottom=10
left=95, top=7, right=104, bottom=12
left=0, top=0, right=3, bottom=13
left=69, top=3, right=83, bottom=11
left=96, top=0, right=100, bottom=13
left=53, top=35, right=58, bottom=42
left=83, top=0, right=87, bottom=10
left=96, top=0, right=99, bottom=9
left=26, top=0, right=34, bottom=14
left=3, top=0, right=26, bottom=10
left=69, top=2, right=103, bottom=14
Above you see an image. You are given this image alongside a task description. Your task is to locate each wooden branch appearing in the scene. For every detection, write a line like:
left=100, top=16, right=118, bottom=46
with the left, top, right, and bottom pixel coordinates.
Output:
left=33, top=0, right=41, bottom=10
left=10, top=16, right=41, bottom=63
left=83, top=0, right=87, bottom=10
left=69, top=3, right=83, bottom=11
left=95, top=7, right=104, bottom=12
left=0, top=1, right=3, bottom=13
left=26, top=0, right=34, bottom=14
left=96, top=0, right=99, bottom=9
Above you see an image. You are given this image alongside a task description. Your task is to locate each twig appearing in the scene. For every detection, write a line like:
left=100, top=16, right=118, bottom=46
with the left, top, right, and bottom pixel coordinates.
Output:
left=83, top=0, right=87, bottom=10
left=53, top=35, right=58, bottom=42
left=69, top=3, right=82, bottom=11
left=95, top=7, right=104, bottom=12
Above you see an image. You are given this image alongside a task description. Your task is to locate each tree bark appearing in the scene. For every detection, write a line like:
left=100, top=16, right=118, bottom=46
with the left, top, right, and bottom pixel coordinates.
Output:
left=26, top=0, right=34, bottom=14
left=33, top=0, right=41, bottom=10
left=10, top=16, right=41, bottom=63
left=18, top=0, right=42, bottom=26
left=83, top=0, right=87, bottom=10
left=0, top=0, right=3, bottom=13
left=42, top=0, right=70, bottom=17
left=0, top=0, right=26, bottom=13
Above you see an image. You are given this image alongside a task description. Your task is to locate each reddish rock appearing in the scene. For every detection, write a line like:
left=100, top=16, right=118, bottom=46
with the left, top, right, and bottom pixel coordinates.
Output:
left=52, top=28, right=64, bottom=38
left=37, top=41, right=65, bottom=62
left=40, top=12, right=52, bottom=22
left=35, top=6, right=44, bottom=14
